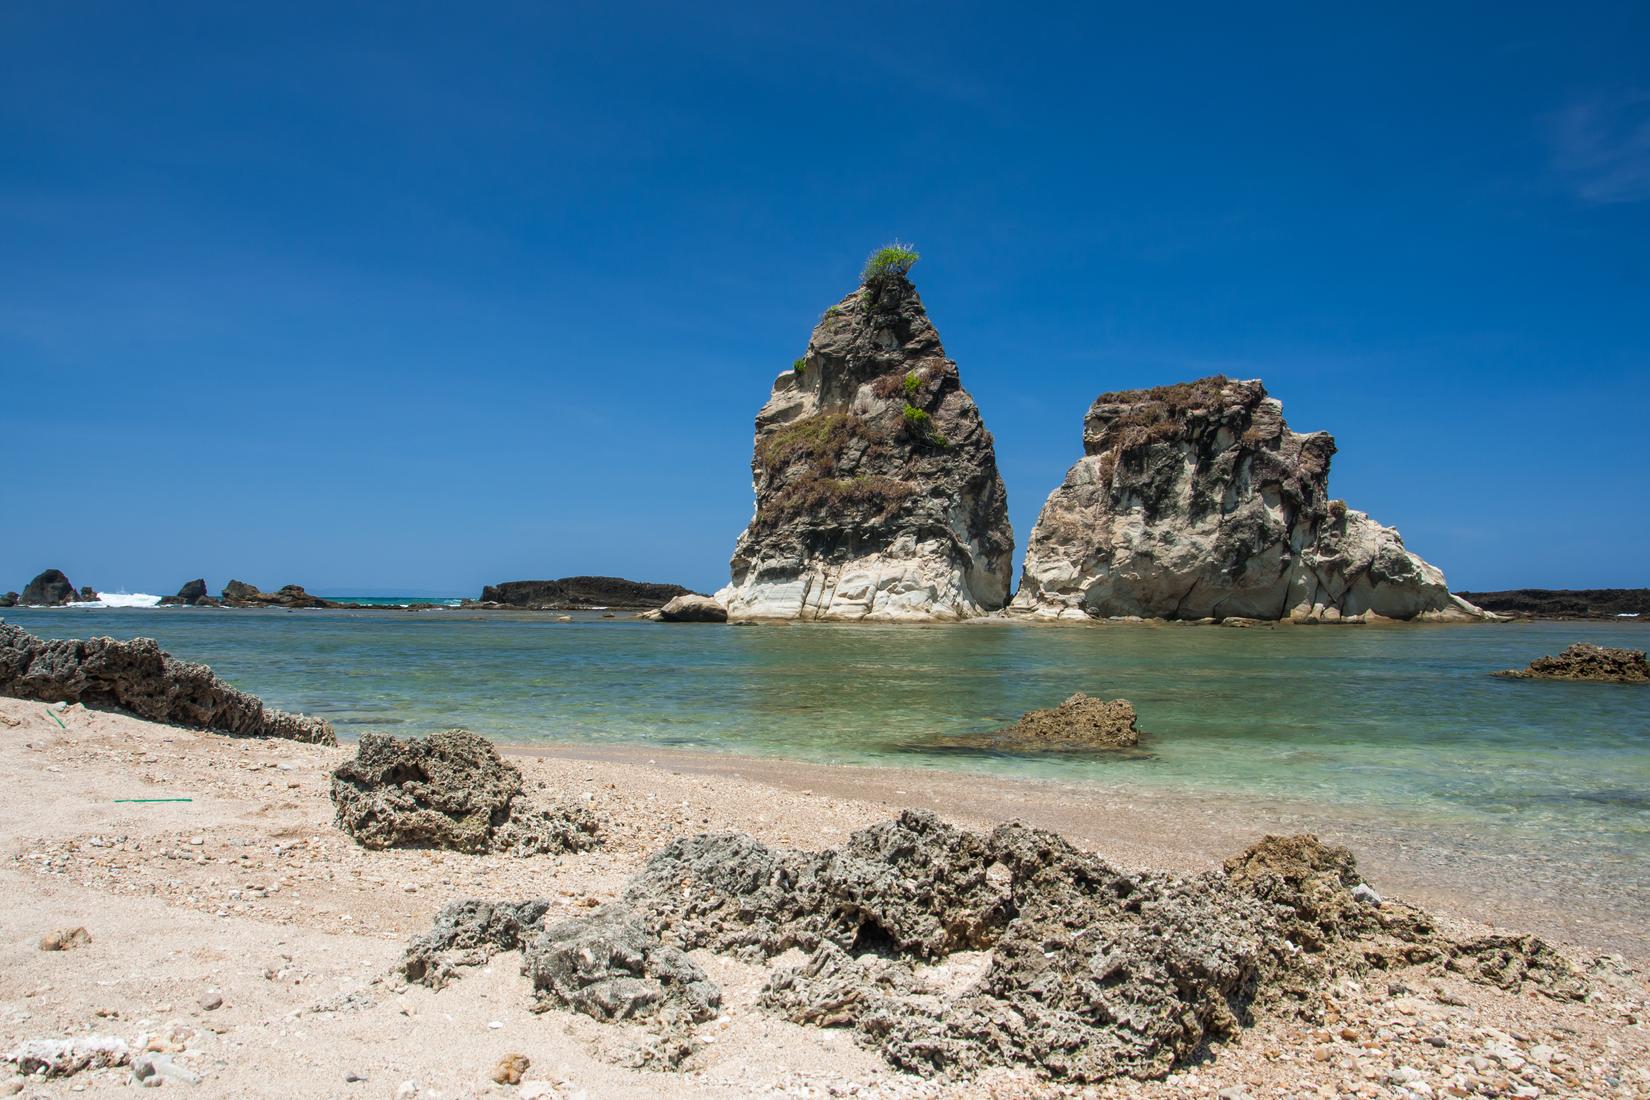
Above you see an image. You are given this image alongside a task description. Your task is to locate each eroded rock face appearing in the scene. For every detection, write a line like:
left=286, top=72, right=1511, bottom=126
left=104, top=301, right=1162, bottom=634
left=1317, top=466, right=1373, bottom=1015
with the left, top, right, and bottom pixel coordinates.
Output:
left=330, top=729, right=601, bottom=854
left=20, top=569, right=79, bottom=606
left=1495, top=643, right=1650, bottom=683
left=524, top=907, right=721, bottom=1024
left=1012, top=377, right=1484, bottom=622
left=0, top=623, right=335, bottom=744
left=719, top=274, right=1014, bottom=621
left=989, top=692, right=1141, bottom=749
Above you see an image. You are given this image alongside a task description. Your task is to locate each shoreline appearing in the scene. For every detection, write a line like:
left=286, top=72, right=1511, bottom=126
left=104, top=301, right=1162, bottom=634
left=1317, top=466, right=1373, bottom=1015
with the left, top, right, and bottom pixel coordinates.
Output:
left=2, top=694, right=1646, bottom=1098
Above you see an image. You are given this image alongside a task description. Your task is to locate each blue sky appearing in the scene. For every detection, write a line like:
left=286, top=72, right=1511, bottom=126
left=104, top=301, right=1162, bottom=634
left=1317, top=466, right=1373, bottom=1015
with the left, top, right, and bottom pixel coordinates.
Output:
left=2, top=3, right=1646, bottom=596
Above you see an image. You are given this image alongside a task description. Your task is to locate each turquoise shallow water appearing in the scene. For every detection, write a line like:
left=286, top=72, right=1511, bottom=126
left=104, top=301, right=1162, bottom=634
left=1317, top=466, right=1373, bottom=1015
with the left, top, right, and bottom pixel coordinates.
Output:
left=5, top=607, right=1648, bottom=870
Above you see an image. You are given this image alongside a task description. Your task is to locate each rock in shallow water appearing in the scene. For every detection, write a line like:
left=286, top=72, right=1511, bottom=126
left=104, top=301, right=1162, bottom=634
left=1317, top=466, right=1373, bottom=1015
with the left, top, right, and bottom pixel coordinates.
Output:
left=0, top=623, right=335, bottom=743
left=1495, top=643, right=1650, bottom=683
left=988, top=692, right=1142, bottom=749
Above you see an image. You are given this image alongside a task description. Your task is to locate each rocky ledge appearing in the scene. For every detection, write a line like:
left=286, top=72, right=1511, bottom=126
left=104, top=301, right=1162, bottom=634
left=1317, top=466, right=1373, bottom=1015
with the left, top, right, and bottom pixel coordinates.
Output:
left=1495, top=643, right=1650, bottom=684
left=400, top=809, right=1606, bottom=1083
left=330, top=728, right=601, bottom=854
left=1013, top=376, right=1486, bottom=623
left=474, top=577, right=693, bottom=611
left=0, top=622, right=335, bottom=743
left=719, top=249, right=1014, bottom=621
left=220, top=580, right=340, bottom=609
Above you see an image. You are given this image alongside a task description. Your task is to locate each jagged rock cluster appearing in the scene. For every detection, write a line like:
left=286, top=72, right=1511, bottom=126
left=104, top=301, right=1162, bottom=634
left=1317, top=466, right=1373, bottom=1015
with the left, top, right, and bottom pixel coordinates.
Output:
left=1496, top=643, right=1650, bottom=684
left=0, top=622, right=335, bottom=743
left=17, top=569, right=86, bottom=606
left=159, top=578, right=217, bottom=606
left=985, top=692, right=1142, bottom=750
left=1013, top=377, right=1484, bottom=622
left=330, top=728, right=601, bottom=855
left=719, top=272, right=1014, bottom=621
left=399, top=810, right=1594, bottom=1083
left=220, top=580, right=339, bottom=609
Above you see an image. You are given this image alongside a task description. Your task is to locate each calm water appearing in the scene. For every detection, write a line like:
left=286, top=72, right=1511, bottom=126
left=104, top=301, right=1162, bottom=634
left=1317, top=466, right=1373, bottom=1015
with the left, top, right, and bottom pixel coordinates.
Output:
left=6, top=607, right=1648, bottom=869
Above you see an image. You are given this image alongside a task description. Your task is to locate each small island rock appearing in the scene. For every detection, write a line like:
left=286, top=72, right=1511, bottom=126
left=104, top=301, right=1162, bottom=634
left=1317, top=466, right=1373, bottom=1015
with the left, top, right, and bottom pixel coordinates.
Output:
left=992, top=692, right=1142, bottom=749
left=657, top=594, right=728, bottom=623
left=1496, top=643, right=1650, bottom=684
left=19, top=569, right=79, bottom=607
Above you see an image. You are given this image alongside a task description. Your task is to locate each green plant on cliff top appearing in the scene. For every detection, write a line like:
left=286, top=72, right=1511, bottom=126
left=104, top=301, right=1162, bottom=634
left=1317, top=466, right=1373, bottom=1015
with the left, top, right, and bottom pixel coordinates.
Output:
left=862, top=241, right=920, bottom=284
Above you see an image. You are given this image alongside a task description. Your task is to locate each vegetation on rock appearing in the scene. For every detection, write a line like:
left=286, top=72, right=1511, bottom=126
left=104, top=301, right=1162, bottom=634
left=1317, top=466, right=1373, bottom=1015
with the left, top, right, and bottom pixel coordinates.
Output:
left=861, top=241, right=919, bottom=285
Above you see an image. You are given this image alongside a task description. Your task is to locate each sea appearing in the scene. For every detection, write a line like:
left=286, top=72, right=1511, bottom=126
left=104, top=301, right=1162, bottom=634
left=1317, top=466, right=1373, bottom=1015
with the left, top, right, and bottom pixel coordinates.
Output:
left=5, top=602, right=1648, bottom=918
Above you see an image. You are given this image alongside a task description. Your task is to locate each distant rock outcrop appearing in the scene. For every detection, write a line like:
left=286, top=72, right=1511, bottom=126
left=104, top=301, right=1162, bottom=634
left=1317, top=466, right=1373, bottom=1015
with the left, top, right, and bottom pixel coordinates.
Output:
left=1457, top=588, right=1650, bottom=621
left=330, top=729, right=601, bottom=855
left=0, top=593, right=15, bottom=608
left=160, top=579, right=216, bottom=607
left=1495, top=643, right=1650, bottom=684
left=219, top=581, right=338, bottom=609
left=719, top=257, right=1014, bottom=620
left=20, top=569, right=79, bottom=607
left=1012, top=377, right=1484, bottom=622
left=476, top=577, right=692, bottom=610
left=655, top=594, right=728, bottom=622
left=0, top=623, right=335, bottom=743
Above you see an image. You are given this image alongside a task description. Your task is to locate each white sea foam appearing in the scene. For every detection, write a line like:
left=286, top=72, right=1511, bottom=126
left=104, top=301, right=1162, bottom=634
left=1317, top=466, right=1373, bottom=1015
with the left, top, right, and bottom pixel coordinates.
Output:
left=69, top=592, right=165, bottom=609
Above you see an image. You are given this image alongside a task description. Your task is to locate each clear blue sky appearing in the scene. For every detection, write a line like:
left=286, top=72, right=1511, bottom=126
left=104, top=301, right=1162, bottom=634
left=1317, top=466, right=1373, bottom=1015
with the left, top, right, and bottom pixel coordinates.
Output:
left=3, top=3, right=1646, bottom=597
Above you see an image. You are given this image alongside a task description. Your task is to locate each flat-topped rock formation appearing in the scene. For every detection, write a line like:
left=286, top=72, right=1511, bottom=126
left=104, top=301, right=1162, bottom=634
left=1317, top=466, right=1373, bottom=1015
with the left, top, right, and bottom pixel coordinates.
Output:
left=1012, top=376, right=1484, bottom=623
left=1458, top=588, right=1650, bottom=621
left=476, top=576, right=693, bottom=610
left=719, top=249, right=1014, bottom=620
left=0, top=622, right=335, bottom=743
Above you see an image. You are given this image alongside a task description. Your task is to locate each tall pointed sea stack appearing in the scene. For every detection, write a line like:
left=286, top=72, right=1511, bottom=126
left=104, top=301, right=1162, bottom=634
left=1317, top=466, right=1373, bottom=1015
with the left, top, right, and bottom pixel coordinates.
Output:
left=1012, top=376, right=1485, bottom=622
left=720, top=249, right=1014, bottom=620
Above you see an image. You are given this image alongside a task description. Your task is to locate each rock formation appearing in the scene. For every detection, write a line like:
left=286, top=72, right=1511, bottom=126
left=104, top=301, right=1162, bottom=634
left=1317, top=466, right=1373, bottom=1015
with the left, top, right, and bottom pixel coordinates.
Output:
left=0, top=623, right=335, bottom=743
left=330, top=728, right=601, bottom=854
left=1456, top=588, right=1650, bottom=620
left=1495, top=643, right=1650, bottom=684
left=219, top=581, right=339, bottom=609
left=0, top=592, right=15, bottom=608
left=719, top=260, right=1014, bottom=620
left=654, top=594, right=727, bottom=622
left=475, top=577, right=693, bottom=610
left=1013, top=376, right=1484, bottom=622
left=401, top=809, right=1596, bottom=1084
left=19, top=569, right=80, bottom=606
left=160, top=578, right=215, bottom=606
left=988, top=692, right=1142, bottom=749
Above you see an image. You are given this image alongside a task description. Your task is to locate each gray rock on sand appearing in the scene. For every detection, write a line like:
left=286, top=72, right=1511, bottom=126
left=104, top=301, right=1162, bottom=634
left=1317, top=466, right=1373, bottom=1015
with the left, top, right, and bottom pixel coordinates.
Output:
left=38, top=926, right=91, bottom=951
left=524, top=907, right=721, bottom=1024
left=401, top=898, right=553, bottom=989
left=19, top=569, right=79, bottom=606
left=990, top=692, right=1142, bottom=749
left=330, top=729, right=600, bottom=855
left=656, top=594, right=728, bottom=623
left=1495, top=643, right=1650, bottom=684
left=0, top=623, right=336, bottom=744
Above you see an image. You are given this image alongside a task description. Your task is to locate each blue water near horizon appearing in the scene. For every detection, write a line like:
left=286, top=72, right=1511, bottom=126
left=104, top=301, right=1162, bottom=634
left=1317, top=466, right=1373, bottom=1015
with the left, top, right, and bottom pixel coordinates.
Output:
left=5, top=606, right=1647, bottom=880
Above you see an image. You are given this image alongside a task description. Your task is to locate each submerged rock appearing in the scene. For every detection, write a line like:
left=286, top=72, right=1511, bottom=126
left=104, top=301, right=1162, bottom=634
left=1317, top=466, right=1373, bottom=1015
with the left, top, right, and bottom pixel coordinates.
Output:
left=989, top=692, right=1142, bottom=749
left=19, top=569, right=79, bottom=607
left=330, top=729, right=601, bottom=854
left=1495, top=643, right=1650, bottom=683
left=1012, top=376, right=1485, bottom=622
left=656, top=594, right=728, bottom=622
left=0, top=623, right=335, bottom=743
left=719, top=255, right=1014, bottom=621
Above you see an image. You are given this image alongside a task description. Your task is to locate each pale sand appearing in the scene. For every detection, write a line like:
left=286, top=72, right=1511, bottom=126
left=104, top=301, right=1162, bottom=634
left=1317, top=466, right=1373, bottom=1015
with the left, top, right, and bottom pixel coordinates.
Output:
left=1, top=695, right=1646, bottom=1099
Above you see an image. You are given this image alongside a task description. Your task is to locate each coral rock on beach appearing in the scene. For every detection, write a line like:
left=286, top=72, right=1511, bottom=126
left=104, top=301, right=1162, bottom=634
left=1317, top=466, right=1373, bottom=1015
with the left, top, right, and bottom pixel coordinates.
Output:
left=0, top=622, right=335, bottom=743
left=19, top=568, right=80, bottom=607
left=1496, top=642, right=1650, bottom=683
left=990, top=692, right=1142, bottom=748
left=719, top=263, right=1015, bottom=621
left=1012, top=376, right=1486, bottom=622
left=330, top=728, right=601, bottom=855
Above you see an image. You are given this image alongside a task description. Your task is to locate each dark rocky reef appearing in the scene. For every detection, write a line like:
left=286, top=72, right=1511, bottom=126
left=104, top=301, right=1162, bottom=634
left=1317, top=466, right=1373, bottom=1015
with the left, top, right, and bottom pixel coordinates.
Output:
left=475, top=577, right=693, bottom=610
left=1458, top=588, right=1650, bottom=621
left=400, top=809, right=1600, bottom=1083
left=0, top=593, right=16, bottom=608
left=0, top=622, right=335, bottom=744
left=160, top=579, right=218, bottom=607
left=219, top=581, right=339, bottom=609
left=19, top=569, right=81, bottom=607
left=330, top=728, right=601, bottom=854
left=1495, top=643, right=1650, bottom=684
left=1013, top=376, right=1485, bottom=622
left=986, top=692, right=1142, bottom=749
left=720, top=266, right=1014, bottom=620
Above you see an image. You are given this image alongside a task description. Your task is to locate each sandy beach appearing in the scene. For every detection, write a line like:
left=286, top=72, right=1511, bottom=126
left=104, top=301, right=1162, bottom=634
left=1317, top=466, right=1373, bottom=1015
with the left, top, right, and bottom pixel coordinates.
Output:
left=2, top=695, right=1646, bottom=1099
